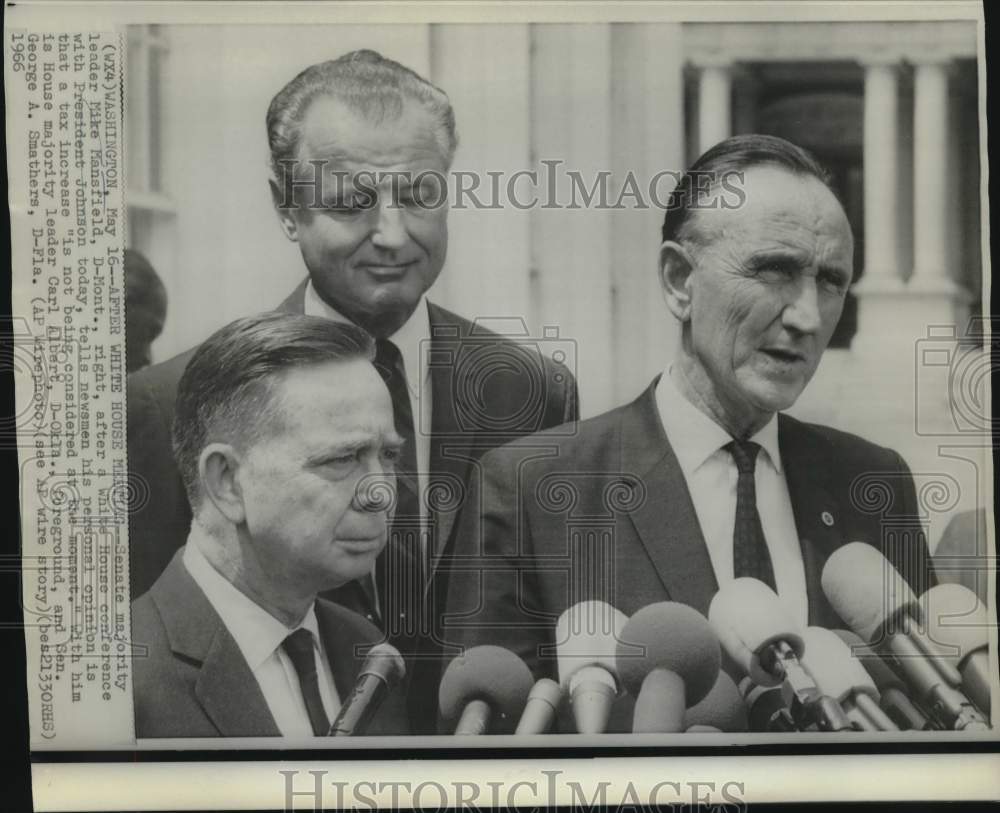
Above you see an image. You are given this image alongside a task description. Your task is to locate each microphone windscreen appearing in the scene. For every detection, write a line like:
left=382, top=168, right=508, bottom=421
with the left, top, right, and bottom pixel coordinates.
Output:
left=920, top=584, right=989, bottom=667
left=632, top=669, right=686, bottom=733
left=438, top=645, right=534, bottom=733
left=515, top=678, right=563, bottom=735
left=358, top=643, right=406, bottom=685
left=683, top=671, right=748, bottom=732
left=615, top=602, right=720, bottom=705
left=821, top=542, right=917, bottom=641
left=801, top=626, right=878, bottom=702
left=708, top=578, right=804, bottom=686
left=833, top=629, right=903, bottom=691
left=555, top=601, right=627, bottom=689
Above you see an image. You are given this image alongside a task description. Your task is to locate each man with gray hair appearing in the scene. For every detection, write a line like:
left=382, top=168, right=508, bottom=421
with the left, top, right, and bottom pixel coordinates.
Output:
left=132, top=313, right=408, bottom=737
left=442, top=135, right=935, bottom=730
left=127, top=50, right=577, bottom=729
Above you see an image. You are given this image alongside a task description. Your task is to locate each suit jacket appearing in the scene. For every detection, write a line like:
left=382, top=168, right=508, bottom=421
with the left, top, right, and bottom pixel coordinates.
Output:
left=131, top=549, right=409, bottom=738
left=438, top=379, right=936, bottom=730
left=127, top=281, right=579, bottom=601
left=934, top=508, right=989, bottom=603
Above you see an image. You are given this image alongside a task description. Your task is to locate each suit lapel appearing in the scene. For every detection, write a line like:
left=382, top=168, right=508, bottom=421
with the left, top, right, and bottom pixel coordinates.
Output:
left=426, top=303, right=479, bottom=564
left=151, top=552, right=280, bottom=737
left=195, top=630, right=281, bottom=737
left=315, top=602, right=365, bottom=702
left=779, top=415, right=844, bottom=629
left=622, top=381, right=719, bottom=617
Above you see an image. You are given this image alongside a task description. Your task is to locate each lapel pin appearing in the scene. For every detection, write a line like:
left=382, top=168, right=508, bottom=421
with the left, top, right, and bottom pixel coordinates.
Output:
left=821, top=511, right=835, bottom=527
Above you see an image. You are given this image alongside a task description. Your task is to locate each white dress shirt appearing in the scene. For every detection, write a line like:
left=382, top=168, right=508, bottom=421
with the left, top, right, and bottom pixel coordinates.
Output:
left=182, top=537, right=341, bottom=736
left=655, top=368, right=809, bottom=626
left=303, top=281, right=432, bottom=538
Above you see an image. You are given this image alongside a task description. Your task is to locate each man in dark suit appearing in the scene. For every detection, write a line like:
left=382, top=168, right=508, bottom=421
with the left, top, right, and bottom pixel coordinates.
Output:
left=127, top=50, right=577, bottom=630
left=440, top=135, right=936, bottom=722
left=132, top=313, right=408, bottom=738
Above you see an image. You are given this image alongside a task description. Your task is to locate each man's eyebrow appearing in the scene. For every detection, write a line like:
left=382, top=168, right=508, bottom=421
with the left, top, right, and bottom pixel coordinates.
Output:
left=746, top=249, right=807, bottom=266
left=305, top=442, right=363, bottom=465
left=304, top=435, right=375, bottom=462
left=818, top=262, right=851, bottom=281
left=383, top=432, right=405, bottom=450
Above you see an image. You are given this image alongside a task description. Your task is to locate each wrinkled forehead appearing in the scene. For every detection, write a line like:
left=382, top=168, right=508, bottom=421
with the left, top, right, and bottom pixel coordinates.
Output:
left=262, top=360, right=391, bottom=432
left=296, top=94, right=449, bottom=169
left=689, top=165, right=852, bottom=248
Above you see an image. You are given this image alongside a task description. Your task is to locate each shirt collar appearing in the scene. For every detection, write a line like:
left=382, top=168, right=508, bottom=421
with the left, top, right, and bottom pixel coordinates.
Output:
left=656, top=365, right=783, bottom=475
left=303, top=280, right=430, bottom=393
left=182, top=530, right=322, bottom=671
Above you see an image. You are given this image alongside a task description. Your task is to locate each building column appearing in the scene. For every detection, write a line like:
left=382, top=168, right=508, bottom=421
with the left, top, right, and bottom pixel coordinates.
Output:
left=859, top=58, right=902, bottom=290
left=911, top=57, right=955, bottom=292
left=697, top=60, right=732, bottom=152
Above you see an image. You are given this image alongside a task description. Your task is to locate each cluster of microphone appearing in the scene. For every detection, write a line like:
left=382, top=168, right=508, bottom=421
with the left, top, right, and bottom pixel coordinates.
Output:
left=326, top=542, right=992, bottom=736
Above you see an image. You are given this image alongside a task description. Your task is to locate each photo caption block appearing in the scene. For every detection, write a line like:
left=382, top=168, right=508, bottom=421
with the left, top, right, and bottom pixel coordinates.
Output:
left=7, top=29, right=134, bottom=748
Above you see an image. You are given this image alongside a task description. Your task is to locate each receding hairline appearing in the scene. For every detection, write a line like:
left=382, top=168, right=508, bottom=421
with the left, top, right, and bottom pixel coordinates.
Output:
left=293, top=92, right=451, bottom=165
left=214, top=355, right=382, bottom=447
left=677, top=162, right=850, bottom=248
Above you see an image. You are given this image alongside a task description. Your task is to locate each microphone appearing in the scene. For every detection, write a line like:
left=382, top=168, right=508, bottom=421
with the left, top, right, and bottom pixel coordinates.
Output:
left=800, top=627, right=898, bottom=731
left=684, top=671, right=748, bottom=732
left=329, top=643, right=405, bottom=736
left=922, top=584, right=991, bottom=716
left=515, top=678, right=563, bottom=734
left=555, top=601, right=627, bottom=734
left=833, top=629, right=931, bottom=730
left=738, top=677, right=795, bottom=732
left=709, top=578, right=851, bottom=731
left=438, top=645, right=534, bottom=735
left=822, top=543, right=988, bottom=731
left=615, top=602, right=721, bottom=733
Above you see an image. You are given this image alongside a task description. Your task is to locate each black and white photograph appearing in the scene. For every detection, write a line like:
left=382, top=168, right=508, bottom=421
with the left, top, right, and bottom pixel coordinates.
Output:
left=6, top=0, right=997, bottom=808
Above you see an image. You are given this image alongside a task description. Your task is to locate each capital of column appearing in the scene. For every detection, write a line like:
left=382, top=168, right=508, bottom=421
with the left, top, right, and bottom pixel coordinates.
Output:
left=688, top=54, right=734, bottom=71
left=858, top=53, right=904, bottom=69
left=908, top=51, right=955, bottom=69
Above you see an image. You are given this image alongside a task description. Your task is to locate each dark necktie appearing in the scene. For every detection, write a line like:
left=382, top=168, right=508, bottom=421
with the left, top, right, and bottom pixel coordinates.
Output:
left=724, top=439, right=777, bottom=591
left=281, top=628, right=329, bottom=736
left=373, top=339, right=426, bottom=647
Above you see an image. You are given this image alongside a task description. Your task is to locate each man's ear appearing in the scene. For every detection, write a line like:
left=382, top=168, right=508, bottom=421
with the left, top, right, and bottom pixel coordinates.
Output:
left=199, top=443, right=247, bottom=524
left=269, top=177, right=299, bottom=242
left=659, top=240, right=696, bottom=323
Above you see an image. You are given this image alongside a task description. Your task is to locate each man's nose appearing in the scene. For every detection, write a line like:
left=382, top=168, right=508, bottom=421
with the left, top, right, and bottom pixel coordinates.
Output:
left=370, top=198, right=408, bottom=250
left=782, top=276, right=823, bottom=335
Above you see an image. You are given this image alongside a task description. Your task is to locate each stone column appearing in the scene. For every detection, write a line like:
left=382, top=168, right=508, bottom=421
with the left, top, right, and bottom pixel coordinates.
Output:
left=911, top=57, right=954, bottom=292
left=697, top=60, right=732, bottom=152
left=860, top=58, right=902, bottom=290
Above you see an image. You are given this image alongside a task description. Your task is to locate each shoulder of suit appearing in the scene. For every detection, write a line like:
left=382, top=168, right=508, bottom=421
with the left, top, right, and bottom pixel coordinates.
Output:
left=128, top=284, right=306, bottom=400
left=315, top=597, right=383, bottom=643
left=475, top=397, right=631, bottom=470
left=428, top=303, right=569, bottom=359
left=127, top=345, right=199, bottom=404
left=780, top=413, right=904, bottom=469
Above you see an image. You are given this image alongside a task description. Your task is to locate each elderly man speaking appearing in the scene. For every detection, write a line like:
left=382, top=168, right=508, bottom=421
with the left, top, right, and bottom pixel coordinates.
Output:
left=441, top=134, right=935, bottom=698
